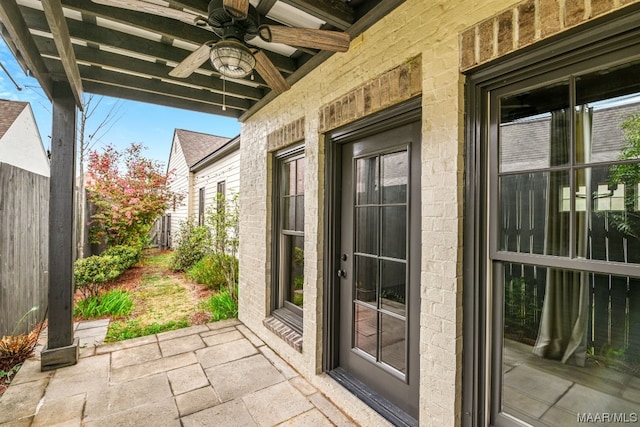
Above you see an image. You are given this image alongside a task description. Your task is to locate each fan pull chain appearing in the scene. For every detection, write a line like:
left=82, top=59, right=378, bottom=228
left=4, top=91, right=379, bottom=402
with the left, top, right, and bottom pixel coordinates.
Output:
left=222, top=76, right=227, bottom=111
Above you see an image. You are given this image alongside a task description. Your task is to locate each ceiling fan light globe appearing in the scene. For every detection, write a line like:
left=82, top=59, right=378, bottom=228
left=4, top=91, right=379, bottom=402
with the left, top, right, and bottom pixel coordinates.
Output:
left=210, top=40, right=256, bottom=78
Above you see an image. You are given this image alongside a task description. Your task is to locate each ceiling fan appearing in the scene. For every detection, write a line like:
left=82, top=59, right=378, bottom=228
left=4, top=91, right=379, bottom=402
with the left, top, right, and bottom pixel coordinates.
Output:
left=92, top=0, right=352, bottom=95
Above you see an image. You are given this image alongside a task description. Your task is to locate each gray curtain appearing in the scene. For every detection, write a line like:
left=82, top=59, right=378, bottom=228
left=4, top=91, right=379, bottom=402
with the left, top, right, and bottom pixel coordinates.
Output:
left=533, top=106, right=593, bottom=366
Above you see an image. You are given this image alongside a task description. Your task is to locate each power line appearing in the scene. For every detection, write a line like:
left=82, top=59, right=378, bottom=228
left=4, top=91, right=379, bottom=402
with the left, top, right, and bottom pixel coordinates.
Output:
left=0, top=61, right=22, bottom=91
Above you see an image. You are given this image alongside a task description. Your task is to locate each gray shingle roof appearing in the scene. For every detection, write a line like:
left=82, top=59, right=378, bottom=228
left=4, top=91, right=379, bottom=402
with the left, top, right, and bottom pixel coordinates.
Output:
left=175, top=129, right=231, bottom=168
left=500, top=102, right=640, bottom=172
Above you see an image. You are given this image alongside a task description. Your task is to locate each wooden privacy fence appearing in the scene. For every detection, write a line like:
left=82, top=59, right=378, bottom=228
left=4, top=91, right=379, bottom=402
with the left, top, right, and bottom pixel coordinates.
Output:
left=503, top=264, right=640, bottom=362
left=0, top=162, right=49, bottom=336
left=501, top=171, right=640, bottom=364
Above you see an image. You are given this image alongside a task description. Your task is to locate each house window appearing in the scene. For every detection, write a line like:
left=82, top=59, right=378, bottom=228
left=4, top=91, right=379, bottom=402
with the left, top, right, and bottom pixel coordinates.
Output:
left=216, top=180, right=226, bottom=213
left=198, top=187, right=205, bottom=226
left=272, top=146, right=305, bottom=333
left=465, top=15, right=640, bottom=427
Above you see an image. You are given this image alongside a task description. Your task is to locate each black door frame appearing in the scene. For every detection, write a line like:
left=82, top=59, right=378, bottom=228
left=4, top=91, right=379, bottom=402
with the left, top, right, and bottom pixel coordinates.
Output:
left=462, top=6, right=640, bottom=427
left=323, top=96, right=422, bottom=426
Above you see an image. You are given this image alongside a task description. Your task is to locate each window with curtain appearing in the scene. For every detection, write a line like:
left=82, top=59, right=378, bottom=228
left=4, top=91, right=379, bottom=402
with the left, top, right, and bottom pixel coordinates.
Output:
left=492, top=58, right=640, bottom=425
left=272, top=146, right=305, bottom=333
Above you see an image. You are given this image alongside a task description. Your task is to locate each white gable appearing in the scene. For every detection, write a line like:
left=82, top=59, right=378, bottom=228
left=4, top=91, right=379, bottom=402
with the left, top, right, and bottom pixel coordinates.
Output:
left=0, top=104, right=49, bottom=176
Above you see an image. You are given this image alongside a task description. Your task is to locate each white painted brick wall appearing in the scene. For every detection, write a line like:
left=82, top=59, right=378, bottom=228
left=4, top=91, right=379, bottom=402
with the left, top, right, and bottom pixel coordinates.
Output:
left=237, top=0, right=640, bottom=425
left=237, top=1, right=518, bottom=425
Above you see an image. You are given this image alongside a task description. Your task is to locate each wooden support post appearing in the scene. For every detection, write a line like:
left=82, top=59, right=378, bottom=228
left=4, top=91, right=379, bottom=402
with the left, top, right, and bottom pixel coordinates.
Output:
left=41, top=82, right=79, bottom=371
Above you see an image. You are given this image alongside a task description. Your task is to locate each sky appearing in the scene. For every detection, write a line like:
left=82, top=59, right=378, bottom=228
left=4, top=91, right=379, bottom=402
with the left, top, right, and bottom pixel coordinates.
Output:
left=0, top=38, right=241, bottom=167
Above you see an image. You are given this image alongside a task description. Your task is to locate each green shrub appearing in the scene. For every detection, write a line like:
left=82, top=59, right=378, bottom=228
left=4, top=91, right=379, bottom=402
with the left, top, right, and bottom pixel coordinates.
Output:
left=207, top=192, right=239, bottom=256
left=187, top=255, right=225, bottom=289
left=105, top=319, right=189, bottom=342
left=74, top=245, right=141, bottom=298
left=74, top=290, right=133, bottom=318
left=74, top=255, right=120, bottom=285
left=205, top=192, right=239, bottom=300
left=169, top=220, right=211, bottom=271
left=187, top=253, right=238, bottom=290
left=104, top=245, right=141, bottom=269
left=74, top=255, right=122, bottom=298
left=202, top=288, right=238, bottom=321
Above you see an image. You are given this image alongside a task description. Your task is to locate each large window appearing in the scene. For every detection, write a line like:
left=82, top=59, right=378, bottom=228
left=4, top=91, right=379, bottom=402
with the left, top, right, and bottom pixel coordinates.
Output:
left=272, top=147, right=305, bottom=333
left=466, top=14, right=640, bottom=427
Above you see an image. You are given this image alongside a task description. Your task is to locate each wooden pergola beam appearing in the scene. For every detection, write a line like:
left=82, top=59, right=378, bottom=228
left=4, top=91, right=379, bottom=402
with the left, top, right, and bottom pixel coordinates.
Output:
left=280, top=0, right=354, bottom=30
left=34, top=35, right=265, bottom=100
left=21, top=6, right=297, bottom=75
left=79, top=65, right=253, bottom=111
left=256, top=0, right=277, bottom=15
left=41, top=58, right=252, bottom=111
left=0, top=0, right=53, bottom=99
left=167, top=0, right=208, bottom=15
left=346, top=0, right=406, bottom=37
left=83, top=81, right=243, bottom=118
left=61, top=0, right=216, bottom=47
left=42, top=0, right=83, bottom=108
left=239, top=0, right=406, bottom=121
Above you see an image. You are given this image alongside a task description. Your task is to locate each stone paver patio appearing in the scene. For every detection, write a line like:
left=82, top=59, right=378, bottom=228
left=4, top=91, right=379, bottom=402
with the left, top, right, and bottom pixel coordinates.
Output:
left=503, top=339, right=640, bottom=426
left=0, top=319, right=357, bottom=427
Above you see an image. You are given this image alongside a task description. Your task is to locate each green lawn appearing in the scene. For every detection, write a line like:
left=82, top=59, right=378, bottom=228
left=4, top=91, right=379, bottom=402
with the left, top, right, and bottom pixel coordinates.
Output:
left=72, top=250, right=210, bottom=342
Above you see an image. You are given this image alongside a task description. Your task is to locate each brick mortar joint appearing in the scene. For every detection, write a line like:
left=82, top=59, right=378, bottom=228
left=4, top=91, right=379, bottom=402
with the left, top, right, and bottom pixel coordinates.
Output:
left=318, top=55, right=422, bottom=133
left=459, top=0, right=637, bottom=71
left=267, top=117, right=306, bottom=153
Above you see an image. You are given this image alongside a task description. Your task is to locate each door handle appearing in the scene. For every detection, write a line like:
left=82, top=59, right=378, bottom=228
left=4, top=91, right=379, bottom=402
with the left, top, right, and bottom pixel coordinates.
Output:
left=337, top=269, right=346, bottom=279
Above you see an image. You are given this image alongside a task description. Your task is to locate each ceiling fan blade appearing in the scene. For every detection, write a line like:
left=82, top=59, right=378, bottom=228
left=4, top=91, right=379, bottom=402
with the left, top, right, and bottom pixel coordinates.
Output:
left=91, top=0, right=200, bottom=25
left=169, top=43, right=212, bottom=78
left=254, top=50, right=290, bottom=95
left=223, top=0, right=250, bottom=20
left=259, top=25, right=351, bottom=52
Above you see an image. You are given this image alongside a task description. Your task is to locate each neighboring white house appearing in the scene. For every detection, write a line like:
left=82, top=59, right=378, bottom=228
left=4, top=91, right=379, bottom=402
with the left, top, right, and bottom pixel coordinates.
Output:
left=166, top=128, right=240, bottom=247
left=0, top=99, right=49, bottom=177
